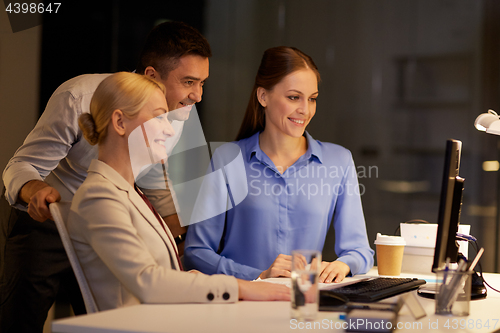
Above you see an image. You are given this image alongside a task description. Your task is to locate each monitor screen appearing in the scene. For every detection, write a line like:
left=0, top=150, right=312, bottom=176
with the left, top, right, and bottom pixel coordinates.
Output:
left=432, top=139, right=464, bottom=272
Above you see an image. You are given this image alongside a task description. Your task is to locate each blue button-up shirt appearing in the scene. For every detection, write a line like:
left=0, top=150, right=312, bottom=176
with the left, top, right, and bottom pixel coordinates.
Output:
left=184, top=131, right=374, bottom=280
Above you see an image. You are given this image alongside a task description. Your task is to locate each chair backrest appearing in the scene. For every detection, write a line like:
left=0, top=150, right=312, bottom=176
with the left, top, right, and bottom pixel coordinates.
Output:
left=50, top=202, right=98, bottom=314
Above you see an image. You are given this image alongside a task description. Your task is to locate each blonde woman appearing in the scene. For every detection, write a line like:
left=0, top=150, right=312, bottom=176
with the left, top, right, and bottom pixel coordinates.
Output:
left=68, top=72, right=289, bottom=311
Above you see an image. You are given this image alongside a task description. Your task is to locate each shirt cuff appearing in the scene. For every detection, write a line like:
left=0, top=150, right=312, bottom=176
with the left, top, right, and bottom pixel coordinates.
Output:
left=3, top=163, right=44, bottom=210
left=337, top=255, right=361, bottom=276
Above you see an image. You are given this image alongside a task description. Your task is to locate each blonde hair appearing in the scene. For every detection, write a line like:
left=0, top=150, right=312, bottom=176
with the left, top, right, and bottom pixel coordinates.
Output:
left=79, top=72, right=166, bottom=145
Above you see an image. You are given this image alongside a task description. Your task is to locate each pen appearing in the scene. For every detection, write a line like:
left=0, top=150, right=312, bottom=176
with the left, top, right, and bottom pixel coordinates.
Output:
left=443, top=257, right=450, bottom=284
left=440, top=248, right=484, bottom=312
left=437, top=259, right=467, bottom=311
left=468, top=248, right=484, bottom=272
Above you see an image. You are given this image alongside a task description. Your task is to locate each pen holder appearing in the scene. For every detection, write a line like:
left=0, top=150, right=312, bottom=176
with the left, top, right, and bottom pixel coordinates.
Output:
left=435, top=269, right=472, bottom=316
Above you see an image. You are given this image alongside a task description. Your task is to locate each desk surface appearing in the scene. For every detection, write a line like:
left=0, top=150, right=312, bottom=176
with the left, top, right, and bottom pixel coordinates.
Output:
left=52, top=269, right=500, bottom=333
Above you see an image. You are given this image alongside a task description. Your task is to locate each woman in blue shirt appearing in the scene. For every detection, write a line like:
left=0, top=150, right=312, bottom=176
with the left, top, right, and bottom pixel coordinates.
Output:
left=184, top=46, right=374, bottom=282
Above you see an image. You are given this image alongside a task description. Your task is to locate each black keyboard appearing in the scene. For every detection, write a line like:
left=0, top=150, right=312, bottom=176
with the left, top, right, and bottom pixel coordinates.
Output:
left=320, top=277, right=426, bottom=303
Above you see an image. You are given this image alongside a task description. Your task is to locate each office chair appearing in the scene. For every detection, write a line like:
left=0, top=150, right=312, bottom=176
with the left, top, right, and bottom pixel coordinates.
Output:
left=50, top=202, right=98, bottom=314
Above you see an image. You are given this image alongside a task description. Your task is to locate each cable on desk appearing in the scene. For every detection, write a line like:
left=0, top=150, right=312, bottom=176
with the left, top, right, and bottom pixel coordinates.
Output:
left=469, top=239, right=500, bottom=294
left=456, top=233, right=477, bottom=242
left=394, top=219, right=429, bottom=236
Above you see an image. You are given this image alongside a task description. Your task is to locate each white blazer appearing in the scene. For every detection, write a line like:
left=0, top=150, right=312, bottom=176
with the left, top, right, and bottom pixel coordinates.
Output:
left=68, top=159, right=238, bottom=311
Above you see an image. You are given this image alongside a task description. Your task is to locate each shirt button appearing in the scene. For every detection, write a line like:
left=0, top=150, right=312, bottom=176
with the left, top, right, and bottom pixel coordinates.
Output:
left=207, top=293, right=214, bottom=301
left=223, top=292, right=230, bottom=300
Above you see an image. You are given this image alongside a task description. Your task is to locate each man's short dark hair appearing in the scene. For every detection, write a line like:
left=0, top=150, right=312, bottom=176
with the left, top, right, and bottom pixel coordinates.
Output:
left=136, top=21, right=212, bottom=77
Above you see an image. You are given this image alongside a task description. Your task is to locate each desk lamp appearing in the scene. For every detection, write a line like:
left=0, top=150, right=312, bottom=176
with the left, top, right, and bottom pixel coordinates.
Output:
left=475, top=109, right=500, bottom=134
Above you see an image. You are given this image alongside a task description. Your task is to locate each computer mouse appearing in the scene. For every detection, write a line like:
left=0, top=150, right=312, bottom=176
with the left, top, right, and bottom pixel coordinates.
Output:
left=319, top=290, right=350, bottom=310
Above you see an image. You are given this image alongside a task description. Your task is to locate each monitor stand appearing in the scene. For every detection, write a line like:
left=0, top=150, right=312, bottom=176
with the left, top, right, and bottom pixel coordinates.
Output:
left=417, top=270, right=487, bottom=300
left=470, top=271, right=487, bottom=299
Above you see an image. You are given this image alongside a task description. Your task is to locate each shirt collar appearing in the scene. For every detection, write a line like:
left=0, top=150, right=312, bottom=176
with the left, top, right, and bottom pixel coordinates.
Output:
left=245, top=131, right=323, bottom=164
left=245, top=132, right=262, bottom=162
left=88, top=159, right=133, bottom=191
left=304, top=131, right=323, bottom=164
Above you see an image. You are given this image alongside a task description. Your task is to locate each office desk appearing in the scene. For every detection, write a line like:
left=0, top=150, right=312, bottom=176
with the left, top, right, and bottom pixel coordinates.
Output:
left=52, top=269, right=500, bottom=333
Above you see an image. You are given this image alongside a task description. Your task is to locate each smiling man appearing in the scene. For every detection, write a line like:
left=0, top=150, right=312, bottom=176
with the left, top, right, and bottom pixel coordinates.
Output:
left=1, top=21, right=210, bottom=333
left=145, top=55, right=209, bottom=111
left=136, top=24, right=209, bottom=112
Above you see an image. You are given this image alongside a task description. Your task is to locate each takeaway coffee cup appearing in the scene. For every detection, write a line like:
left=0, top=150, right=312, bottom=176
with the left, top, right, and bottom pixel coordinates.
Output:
left=374, top=233, right=406, bottom=276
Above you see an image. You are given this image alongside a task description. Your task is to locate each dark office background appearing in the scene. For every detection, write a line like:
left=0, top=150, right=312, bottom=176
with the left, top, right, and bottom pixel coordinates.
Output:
left=39, top=0, right=206, bottom=113
left=2, top=0, right=500, bottom=273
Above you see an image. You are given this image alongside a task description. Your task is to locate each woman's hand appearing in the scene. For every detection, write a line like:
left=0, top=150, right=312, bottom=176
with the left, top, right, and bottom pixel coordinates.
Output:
left=237, top=280, right=290, bottom=301
left=258, top=254, right=292, bottom=279
left=319, top=261, right=350, bottom=283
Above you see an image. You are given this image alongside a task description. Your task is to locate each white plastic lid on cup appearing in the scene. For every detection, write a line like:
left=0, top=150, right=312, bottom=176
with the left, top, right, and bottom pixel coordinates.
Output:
left=374, top=233, right=406, bottom=246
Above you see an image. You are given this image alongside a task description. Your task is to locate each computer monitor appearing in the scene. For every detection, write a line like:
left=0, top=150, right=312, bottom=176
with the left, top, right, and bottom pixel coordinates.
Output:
left=420, top=139, right=486, bottom=300
left=432, top=139, right=464, bottom=272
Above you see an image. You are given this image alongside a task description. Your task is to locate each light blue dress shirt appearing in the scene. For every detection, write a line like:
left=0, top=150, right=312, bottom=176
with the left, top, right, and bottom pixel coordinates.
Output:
left=184, top=131, right=374, bottom=280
